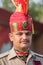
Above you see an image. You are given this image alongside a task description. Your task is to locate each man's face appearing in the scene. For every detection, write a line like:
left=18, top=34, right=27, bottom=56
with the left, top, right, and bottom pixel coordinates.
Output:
left=9, top=30, right=32, bottom=51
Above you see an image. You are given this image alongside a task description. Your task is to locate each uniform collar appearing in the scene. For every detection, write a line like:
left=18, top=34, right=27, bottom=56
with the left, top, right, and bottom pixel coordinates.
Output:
left=26, top=51, right=32, bottom=63
left=7, top=48, right=33, bottom=61
left=7, top=48, right=17, bottom=60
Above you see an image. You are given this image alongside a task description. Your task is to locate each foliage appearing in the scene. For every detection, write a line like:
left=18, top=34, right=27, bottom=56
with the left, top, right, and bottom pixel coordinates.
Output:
left=29, top=1, right=43, bottom=23
left=2, top=0, right=15, bottom=12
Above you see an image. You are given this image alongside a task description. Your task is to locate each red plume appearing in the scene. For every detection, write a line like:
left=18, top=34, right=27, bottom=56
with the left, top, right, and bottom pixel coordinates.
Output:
left=11, top=0, right=28, bottom=15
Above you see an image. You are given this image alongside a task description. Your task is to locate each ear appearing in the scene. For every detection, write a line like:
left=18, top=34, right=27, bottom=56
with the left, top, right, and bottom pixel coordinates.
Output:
left=9, top=33, right=13, bottom=41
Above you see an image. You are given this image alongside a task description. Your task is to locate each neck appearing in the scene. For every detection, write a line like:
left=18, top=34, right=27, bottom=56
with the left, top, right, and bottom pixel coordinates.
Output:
left=13, top=46, right=28, bottom=52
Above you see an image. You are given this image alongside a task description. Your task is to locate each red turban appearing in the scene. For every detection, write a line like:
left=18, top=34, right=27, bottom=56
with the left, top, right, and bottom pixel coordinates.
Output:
left=10, top=12, right=32, bottom=32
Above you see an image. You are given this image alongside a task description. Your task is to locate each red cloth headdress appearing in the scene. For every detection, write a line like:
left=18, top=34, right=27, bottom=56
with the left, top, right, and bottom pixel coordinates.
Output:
left=10, top=0, right=32, bottom=32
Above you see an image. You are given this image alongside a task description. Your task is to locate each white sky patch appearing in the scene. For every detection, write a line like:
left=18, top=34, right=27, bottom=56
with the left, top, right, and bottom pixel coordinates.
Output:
left=33, top=0, right=39, bottom=3
left=0, top=0, right=2, bottom=7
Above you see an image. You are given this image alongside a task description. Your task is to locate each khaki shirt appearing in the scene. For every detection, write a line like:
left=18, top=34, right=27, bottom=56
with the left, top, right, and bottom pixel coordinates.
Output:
left=0, top=48, right=32, bottom=65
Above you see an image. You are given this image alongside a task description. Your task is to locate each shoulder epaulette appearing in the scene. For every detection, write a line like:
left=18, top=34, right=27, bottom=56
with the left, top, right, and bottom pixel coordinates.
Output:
left=0, top=51, right=9, bottom=58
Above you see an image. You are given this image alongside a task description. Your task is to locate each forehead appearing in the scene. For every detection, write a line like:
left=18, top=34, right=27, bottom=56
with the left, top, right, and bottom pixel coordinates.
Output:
left=12, top=30, right=31, bottom=34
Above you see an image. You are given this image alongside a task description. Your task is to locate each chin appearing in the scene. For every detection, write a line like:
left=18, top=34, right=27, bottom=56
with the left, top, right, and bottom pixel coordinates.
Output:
left=21, top=46, right=28, bottom=51
left=21, top=44, right=28, bottom=49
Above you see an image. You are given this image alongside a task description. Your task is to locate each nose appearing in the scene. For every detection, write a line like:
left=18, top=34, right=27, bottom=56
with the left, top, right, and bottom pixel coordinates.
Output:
left=22, top=34, right=27, bottom=39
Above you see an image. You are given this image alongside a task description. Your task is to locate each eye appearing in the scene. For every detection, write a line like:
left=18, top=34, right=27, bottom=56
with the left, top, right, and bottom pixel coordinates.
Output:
left=16, top=32, right=23, bottom=36
left=26, top=32, right=32, bottom=35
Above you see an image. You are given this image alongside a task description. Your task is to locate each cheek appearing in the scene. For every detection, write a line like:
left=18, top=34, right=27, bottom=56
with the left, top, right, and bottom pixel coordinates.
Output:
left=28, top=36, right=32, bottom=43
left=30, top=38, right=32, bottom=43
left=28, top=35, right=32, bottom=40
left=13, top=36, right=21, bottom=47
left=14, top=36, right=20, bottom=43
left=30, top=35, right=32, bottom=40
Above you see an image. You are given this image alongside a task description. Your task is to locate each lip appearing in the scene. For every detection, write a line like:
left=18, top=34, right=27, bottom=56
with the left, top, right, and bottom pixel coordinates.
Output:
left=22, top=41, right=27, bottom=44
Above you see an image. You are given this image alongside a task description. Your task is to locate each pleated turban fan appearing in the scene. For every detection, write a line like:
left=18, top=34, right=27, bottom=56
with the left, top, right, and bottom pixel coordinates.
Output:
left=10, top=0, right=33, bottom=32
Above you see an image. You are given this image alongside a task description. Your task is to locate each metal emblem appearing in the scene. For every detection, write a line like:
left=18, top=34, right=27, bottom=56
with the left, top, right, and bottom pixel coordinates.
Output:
left=22, top=22, right=28, bottom=30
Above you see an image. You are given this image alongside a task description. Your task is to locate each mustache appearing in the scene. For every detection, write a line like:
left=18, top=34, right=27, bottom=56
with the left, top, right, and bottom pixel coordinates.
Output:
left=20, top=39, right=29, bottom=43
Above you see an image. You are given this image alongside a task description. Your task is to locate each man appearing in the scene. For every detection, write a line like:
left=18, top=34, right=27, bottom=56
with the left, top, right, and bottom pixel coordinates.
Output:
left=0, top=10, right=33, bottom=65
left=0, top=0, right=33, bottom=64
